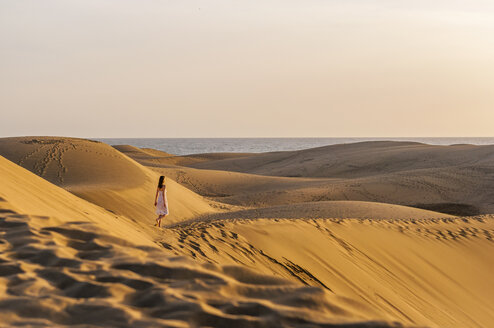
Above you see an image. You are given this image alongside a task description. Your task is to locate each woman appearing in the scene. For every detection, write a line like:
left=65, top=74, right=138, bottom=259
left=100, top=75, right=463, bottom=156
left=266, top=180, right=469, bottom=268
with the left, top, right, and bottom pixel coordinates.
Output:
left=154, top=175, right=169, bottom=227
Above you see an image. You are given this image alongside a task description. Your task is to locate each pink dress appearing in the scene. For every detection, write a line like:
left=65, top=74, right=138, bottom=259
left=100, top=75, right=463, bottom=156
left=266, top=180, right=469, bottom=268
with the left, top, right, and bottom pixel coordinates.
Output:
left=156, top=188, right=169, bottom=215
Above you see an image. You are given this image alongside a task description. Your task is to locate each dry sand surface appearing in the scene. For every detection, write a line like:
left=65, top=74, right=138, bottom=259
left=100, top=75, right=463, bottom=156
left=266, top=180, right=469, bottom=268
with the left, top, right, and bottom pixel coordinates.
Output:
left=114, top=144, right=254, bottom=168
left=128, top=142, right=494, bottom=215
left=0, top=156, right=406, bottom=327
left=163, top=217, right=494, bottom=328
left=1, top=136, right=494, bottom=327
left=0, top=137, right=222, bottom=226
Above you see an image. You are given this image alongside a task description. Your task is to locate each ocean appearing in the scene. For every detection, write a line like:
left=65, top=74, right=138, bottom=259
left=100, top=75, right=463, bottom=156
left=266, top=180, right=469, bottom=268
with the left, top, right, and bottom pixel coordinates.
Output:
left=92, top=138, right=494, bottom=156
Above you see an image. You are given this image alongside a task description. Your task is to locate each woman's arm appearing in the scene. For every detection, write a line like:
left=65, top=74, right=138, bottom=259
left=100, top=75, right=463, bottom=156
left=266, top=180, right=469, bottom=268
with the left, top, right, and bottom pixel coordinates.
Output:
left=154, top=188, right=158, bottom=206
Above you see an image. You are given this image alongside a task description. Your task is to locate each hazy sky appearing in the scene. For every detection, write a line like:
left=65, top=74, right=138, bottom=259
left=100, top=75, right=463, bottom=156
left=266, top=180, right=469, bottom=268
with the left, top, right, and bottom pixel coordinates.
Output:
left=1, top=0, right=493, bottom=137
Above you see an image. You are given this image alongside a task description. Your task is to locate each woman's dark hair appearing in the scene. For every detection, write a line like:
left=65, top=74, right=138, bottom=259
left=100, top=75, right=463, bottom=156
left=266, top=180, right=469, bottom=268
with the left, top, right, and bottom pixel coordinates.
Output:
left=158, top=176, right=165, bottom=188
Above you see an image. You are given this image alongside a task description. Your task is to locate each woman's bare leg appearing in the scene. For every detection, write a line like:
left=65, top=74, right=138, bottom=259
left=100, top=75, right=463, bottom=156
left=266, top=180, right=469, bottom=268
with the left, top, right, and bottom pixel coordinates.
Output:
left=156, top=215, right=165, bottom=226
left=158, top=214, right=166, bottom=227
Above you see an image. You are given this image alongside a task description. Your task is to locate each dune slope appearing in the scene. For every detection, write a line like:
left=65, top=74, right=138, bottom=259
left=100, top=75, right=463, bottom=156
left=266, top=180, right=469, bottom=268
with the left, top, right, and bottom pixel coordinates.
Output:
left=0, top=137, right=219, bottom=225
left=4, top=138, right=493, bottom=327
left=188, top=141, right=494, bottom=178
left=0, top=155, right=406, bottom=327
left=130, top=143, right=494, bottom=214
left=114, top=144, right=256, bottom=168
left=183, top=201, right=452, bottom=223
left=0, top=155, right=154, bottom=246
left=144, top=165, right=488, bottom=215
left=162, top=216, right=494, bottom=328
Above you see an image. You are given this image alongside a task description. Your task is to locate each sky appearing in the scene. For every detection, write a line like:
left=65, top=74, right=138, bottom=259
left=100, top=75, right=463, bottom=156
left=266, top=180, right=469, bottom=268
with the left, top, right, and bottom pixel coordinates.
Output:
left=1, top=0, right=494, bottom=138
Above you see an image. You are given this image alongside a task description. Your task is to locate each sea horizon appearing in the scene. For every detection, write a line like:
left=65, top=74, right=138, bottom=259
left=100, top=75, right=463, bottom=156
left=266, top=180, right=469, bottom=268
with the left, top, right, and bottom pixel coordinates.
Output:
left=92, top=137, right=494, bottom=155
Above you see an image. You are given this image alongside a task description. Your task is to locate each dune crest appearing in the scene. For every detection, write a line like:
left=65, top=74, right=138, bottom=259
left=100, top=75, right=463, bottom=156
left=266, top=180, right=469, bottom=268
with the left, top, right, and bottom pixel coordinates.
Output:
left=0, top=155, right=406, bottom=327
left=0, top=137, right=221, bottom=225
left=115, top=144, right=257, bottom=167
left=187, top=141, right=494, bottom=178
left=2, top=137, right=494, bottom=327
left=115, top=140, right=494, bottom=327
left=0, top=155, right=154, bottom=247
left=123, top=142, right=494, bottom=215
left=184, top=200, right=453, bottom=223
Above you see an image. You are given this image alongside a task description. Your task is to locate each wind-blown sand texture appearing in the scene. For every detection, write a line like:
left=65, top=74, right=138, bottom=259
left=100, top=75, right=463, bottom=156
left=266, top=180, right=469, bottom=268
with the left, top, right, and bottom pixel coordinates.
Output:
left=128, top=141, right=494, bottom=215
left=0, top=144, right=405, bottom=327
left=0, top=137, right=220, bottom=226
left=1, top=137, right=494, bottom=327
left=163, top=217, right=494, bottom=327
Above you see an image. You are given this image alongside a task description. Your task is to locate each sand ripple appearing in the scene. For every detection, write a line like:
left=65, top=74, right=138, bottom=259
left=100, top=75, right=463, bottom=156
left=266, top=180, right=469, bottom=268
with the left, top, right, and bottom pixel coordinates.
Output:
left=0, top=213, right=405, bottom=327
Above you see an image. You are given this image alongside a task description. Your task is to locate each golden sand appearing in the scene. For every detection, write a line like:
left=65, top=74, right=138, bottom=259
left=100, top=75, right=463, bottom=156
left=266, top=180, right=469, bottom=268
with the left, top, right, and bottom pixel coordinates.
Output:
left=1, top=136, right=493, bottom=327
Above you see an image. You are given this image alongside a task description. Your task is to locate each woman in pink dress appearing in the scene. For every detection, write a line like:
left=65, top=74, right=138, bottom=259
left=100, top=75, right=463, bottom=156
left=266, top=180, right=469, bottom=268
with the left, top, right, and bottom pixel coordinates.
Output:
left=154, top=175, right=169, bottom=227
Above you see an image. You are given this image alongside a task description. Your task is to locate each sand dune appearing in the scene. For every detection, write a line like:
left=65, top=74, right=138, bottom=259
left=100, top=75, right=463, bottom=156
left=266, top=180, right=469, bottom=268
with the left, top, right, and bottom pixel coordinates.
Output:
left=130, top=167, right=482, bottom=220
left=148, top=166, right=322, bottom=199
left=0, top=155, right=154, bottom=247
left=2, top=137, right=494, bottom=327
left=117, top=140, right=494, bottom=327
left=0, top=137, right=220, bottom=225
left=187, top=141, right=494, bottom=178
left=162, top=216, right=494, bottom=328
left=0, top=155, right=405, bottom=327
left=145, top=165, right=484, bottom=215
left=0, top=212, right=404, bottom=327
left=181, top=201, right=452, bottom=223
left=126, top=143, right=494, bottom=215
left=113, top=144, right=174, bottom=159
left=115, top=144, right=256, bottom=167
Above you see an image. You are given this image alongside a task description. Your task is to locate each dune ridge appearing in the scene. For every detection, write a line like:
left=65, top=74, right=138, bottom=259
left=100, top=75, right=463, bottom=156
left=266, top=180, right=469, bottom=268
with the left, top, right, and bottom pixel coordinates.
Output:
left=122, top=142, right=494, bottom=215
left=187, top=141, right=494, bottom=178
left=0, top=137, right=222, bottom=226
left=177, top=201, right=453, bottom=225
left=114, top=140, right=494, bottom=327
left=0, top=154, right=154, bottom=247
left=2, top=137, right=494, bottom=327
left=114, top=144, right=255, bottom=168
left=0, top=155, right=406, bottom=327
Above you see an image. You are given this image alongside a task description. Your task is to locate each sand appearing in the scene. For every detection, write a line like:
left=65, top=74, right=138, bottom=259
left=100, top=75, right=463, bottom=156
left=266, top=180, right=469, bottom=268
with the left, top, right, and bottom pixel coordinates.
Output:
left=125, top=142, right=494, bottom=215
left=0, top=137, right=221, bottom=226
left=0, top=142, right=404, bottom=327
left=1, top=136, right=494, bottom=327
left=114, top=144, right=254, bottom=168
left=162, top=217, right=494, bottom=327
